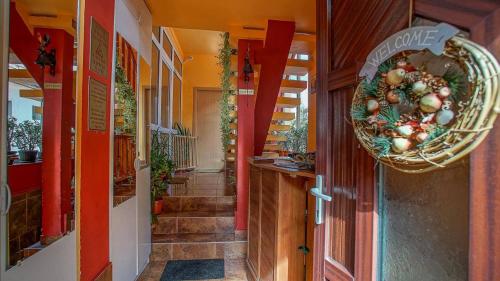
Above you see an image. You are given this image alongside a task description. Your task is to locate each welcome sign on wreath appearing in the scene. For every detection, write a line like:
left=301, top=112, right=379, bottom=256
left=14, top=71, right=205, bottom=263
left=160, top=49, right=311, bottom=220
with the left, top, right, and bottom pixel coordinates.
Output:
left=351, top=23, right=500, bottom=173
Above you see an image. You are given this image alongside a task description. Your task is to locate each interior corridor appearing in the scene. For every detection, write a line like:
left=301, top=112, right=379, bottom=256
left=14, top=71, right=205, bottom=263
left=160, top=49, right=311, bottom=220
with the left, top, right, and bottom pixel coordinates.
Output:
left=138, top=172, right=249, bottom=281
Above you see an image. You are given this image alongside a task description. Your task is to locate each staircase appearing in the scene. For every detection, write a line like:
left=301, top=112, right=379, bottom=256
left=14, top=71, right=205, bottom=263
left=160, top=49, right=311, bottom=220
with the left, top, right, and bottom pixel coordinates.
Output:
left=263, top=55, right=311, bottom=156
left=151, top=172, right=246, bottom=262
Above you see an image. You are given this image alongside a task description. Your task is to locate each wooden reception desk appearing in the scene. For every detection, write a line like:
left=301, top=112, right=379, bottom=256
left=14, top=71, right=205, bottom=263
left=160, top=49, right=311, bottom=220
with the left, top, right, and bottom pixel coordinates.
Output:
left=247, top=158, right=315, bottom=281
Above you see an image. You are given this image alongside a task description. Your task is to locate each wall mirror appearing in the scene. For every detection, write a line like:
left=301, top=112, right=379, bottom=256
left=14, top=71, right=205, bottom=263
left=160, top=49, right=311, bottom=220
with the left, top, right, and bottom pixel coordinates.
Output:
left=4, top=0, right=77, bottom=268
left=113, top=33, right=138, bottom=206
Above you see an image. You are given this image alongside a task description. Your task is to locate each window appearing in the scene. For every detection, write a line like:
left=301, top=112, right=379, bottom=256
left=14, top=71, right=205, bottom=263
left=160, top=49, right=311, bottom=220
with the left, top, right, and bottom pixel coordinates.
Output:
left=151, top=27, right=183, bottom=130
left=151, top=45, right=159, bottom=124
left=152, top=26, right=161, bottom=42
left=173, top=75, right=182, bottom=125
left=174, top=53, right=182, bottom=75
left=162, top=31, right=173, bottom=59
left=161, top=61, right=171, bottom=128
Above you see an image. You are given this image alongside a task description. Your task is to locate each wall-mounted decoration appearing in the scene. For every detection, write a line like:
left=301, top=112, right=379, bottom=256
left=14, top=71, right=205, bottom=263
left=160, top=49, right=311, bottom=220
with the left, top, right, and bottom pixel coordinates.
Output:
left=352, top=23, right=499, bottom=173
left=90, top=17, right=109, bottom=77
left=35, top=34, right=57, bottom=76
left=88, top=78, right=108, bottom=131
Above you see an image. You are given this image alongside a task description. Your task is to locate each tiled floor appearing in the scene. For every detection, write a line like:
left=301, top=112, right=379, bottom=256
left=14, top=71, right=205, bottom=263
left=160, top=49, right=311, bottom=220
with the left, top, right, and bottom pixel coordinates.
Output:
left=137, top=172, right=250, bottom=281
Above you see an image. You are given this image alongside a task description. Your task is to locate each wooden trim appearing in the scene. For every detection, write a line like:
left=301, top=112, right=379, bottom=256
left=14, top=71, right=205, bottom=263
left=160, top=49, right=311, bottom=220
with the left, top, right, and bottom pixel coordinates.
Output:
left=313, top=0, right=330, bottom=280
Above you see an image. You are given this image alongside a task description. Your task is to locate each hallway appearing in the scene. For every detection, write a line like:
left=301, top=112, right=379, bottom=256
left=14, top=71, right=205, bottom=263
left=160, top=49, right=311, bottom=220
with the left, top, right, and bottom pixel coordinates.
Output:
left=138, top=172, right=249, bottom=281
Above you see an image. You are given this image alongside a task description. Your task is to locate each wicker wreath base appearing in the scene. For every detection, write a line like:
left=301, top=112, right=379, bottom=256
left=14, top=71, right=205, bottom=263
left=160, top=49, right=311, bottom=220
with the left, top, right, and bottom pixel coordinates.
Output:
left=352, top=36, right=500, bottom=173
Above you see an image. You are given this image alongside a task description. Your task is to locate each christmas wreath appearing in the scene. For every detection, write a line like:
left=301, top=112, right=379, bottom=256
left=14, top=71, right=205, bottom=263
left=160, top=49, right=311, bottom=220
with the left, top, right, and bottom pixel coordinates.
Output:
left=352, top=36, right=499, bottom=173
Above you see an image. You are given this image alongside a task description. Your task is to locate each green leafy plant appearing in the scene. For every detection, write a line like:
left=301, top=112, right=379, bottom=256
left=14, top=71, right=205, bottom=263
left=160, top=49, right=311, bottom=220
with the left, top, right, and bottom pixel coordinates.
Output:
left=281, top=107, right=308, bottom=154
left=443, top=67, right=466, bottom=103
left=151, top=130, right=171, bottom=196
left=7, top=117, right=17, bottom=152
left=373, top=136, right=392, bottom=157
left=115, top=61, right=137, bottom=135
left=217, top=32, right=235, bottom=153
left=174, top=122, right=191, bottom=136
left=14, top=120, right=41, bottom=151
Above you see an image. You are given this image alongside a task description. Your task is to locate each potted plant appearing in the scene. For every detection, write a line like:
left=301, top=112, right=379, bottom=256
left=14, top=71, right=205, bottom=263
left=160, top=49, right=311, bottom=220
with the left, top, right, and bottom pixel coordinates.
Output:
left=7, top=117, right=17, bottom=164
left=150, top=129, right=168, bottom=217
left=14, top=120, right=42, bottom=162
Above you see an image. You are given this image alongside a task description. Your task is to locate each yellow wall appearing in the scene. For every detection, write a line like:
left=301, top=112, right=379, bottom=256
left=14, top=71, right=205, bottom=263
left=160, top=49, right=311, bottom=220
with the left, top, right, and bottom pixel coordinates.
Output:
left=181, top=54, right=221, bottom=130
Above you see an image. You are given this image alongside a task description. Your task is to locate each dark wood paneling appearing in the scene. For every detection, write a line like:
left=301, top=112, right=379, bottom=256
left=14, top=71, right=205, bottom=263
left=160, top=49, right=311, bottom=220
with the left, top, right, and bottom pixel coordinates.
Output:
left=260, top=169, right=277, bottom=281
left=248, top=166, right=261, bottom=278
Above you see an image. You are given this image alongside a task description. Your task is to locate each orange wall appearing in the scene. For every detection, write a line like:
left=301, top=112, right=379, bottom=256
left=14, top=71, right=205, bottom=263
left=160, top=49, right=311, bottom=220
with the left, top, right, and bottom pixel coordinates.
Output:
left=181, top=54, right=221, bottom=130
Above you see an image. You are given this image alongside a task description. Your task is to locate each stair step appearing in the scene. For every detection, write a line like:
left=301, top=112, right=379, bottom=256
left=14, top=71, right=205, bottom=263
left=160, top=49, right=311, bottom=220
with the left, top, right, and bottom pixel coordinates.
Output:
left=229, top=110, right=237, bottom=118
left=272, top=111, right=295, bottom=121
left=159, top=211, right=234, bottom=218
left=152, top=232, right=246, bottom=244
left=151, top=240, right=247, bottom=261
left=154, top=216, right=235, bottom=235
left=264, top=144, right=283, bottom=151
left=166, top=186, right=235, bottom=197
left=281, top=79, right=308, bottom=93
left=227, top=144, right=236, bottom=151
left=229, top=123, right=237, bottom=130
left=285, top=59, right=312, bottom=76
left=229, top=133, right=237, bottom=140
left=276, top=96, right=301, bottom=108
left=266, top=134, right=287, bottom=142
left=162, top=196, right=235, bottom=213
left=269, top=124, right=291, bottom=132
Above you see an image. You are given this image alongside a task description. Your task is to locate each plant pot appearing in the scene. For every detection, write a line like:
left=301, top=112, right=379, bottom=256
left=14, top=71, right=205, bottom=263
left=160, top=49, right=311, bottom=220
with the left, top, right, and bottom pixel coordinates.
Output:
left=18, top=150, right=38, bottom=162
left=7, top=151, right=17, bottom=165
left=153, top=199, right=163, bottom=215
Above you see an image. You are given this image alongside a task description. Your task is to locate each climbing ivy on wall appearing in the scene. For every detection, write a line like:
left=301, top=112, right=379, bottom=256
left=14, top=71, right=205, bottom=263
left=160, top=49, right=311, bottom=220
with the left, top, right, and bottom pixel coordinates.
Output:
left=217, top=32, right=235, bottom=153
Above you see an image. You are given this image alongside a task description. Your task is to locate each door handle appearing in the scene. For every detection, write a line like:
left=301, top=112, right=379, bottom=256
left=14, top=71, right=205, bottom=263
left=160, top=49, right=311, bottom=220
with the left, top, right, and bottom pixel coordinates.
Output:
left=310, top=175, right=331, bottom=225
left=1, top=183, right=12, bottom=215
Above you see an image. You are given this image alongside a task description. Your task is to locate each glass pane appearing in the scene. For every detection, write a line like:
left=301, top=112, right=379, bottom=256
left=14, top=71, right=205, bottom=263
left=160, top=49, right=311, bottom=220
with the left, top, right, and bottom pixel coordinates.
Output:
left=378, top=161, right=469, bottom=281
left=151, top=44, right=159, bottom=124
left=173, top=75, right=181, bottom=125
left=174, top=53, right=182, bottom=75
left=6, top=2, right=77, bottom=266
left=113, top=33, right=137, bottom=206
left=152, top=26, right=161, bottom=42
left=162, top=32, right=172, bottom=60
left=138, top=56, right=151, bottom=164
left=161, top=62, right=171, bottom=128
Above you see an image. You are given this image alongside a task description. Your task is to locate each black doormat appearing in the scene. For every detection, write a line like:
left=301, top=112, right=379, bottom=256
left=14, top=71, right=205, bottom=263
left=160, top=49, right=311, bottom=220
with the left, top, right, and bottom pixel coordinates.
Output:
left=160, top=259, right=225, bottom=281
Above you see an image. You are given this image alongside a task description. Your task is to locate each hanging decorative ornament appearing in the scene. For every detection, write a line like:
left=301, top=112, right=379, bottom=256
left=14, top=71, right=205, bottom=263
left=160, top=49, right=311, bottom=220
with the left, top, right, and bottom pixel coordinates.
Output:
left=351, top=23, right=500, bottom=173
left=419, top=93, right=443, bottom=113
left=386, top=68, right=406, bottom=86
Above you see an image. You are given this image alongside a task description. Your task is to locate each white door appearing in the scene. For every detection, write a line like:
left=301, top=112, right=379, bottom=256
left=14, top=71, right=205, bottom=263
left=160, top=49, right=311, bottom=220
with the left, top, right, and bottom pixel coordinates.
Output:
left=194, top=89, right=224, bottom=172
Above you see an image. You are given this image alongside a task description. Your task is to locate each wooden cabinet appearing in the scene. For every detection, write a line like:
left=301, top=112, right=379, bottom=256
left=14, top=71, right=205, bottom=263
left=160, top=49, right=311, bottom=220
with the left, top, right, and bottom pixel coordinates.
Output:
left=247, top=162, right=314, bottom=281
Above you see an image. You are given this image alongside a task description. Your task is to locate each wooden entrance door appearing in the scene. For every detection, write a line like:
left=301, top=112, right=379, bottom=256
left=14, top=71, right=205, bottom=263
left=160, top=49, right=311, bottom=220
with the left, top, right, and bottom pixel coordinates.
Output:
left=313, top=0, right=500, bottom=280
left=194, top=89, right=224, bottom=171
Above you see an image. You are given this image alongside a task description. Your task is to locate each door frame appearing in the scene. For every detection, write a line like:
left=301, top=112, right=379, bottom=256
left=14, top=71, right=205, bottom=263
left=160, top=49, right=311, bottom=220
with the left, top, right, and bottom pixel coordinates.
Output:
left=413, top=2, right=500, bottom=280
left=313, top=1, right=500, bottom=280
left=0, top=0, right=9, bottom=276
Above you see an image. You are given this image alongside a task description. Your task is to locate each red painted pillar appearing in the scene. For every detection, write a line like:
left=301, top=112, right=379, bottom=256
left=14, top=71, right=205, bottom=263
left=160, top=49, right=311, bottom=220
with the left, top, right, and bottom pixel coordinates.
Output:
left=38, top=28, right=74, bottom=243
left=236, top=40, right=262, bottom=230
left=77, top=0, right=115, bottom=279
